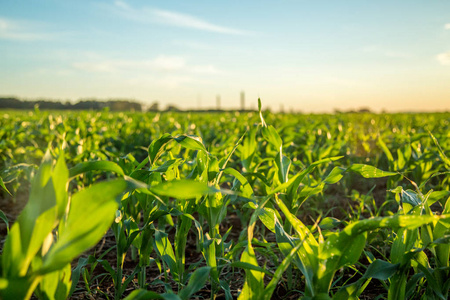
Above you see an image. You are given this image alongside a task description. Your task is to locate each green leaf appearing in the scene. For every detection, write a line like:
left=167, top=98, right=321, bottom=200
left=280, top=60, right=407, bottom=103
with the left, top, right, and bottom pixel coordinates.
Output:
left=323, top=167, right=345, bottom=184
left=258, top=98, right=267, bottom=127
left=0, top=209, right=9, bottom=234
left=238, top=197, right=271, bottom=300
left=178, top=267, right=211, bottom=300
left=150, top=159, right=183, bottom=173
left=427, top=190, right=450, bottom=206
left=273, top=196, right=317, bottom=295
left=202, top=234, right=218, bottom=283
left=334, top=279, right=370, bottom=300
left=397, top=148, right=406, bottom=170
left=261, top=125, right=282, bottom=150
left=174, top=135, right=207, bottom=152
left=222, top=168, right=254, bottom=197
left=123, top=289, right=164, bottom=299
left=321, top=231, right=367, bottom=273
left=154, top=229, right=178, bottom=281
left=53, top=153, right=69, bottom=219
left=0, top=278, right=7, bottom=289
left=405, top=273, right=425, bottom=299
left=0, top=176, right=12, bottom=196
left=3, top=151, right=58, bottom=277
left=317, top=214, right=447, bottom=295
left=270, top=156, right=343, bottom=195
left=230, top=262, right=273, bottom=276
left=362, top=259, right=399, bottom=280
left=69, top=257, right=89, bottom=297
left=40, top=179, right=126, bottom=274
left=400, top=189, right=421, bottom=206
left=69, top=160, right=124, bottom=178
left=148, top=133, right=173, bottom=166
left=275, top=196, right=318, bottom=248
left=348, top=164, right=397, bottom=178
left=36, top=263, right=72, bottom=300
left=275, top=151, right=291, bottom=183
left=429, top=131, right=450, bottom=168
left=220, top=280, right=233, bottom=300
left=319, top=217, right=341, bottom=230
left=378, top=137, right=394, bottom=162
left=343, top=214, right=443, bottom=236
left=239, top=127, right=257, bottom=172
left=257, top=207, right=277, bottom=233
left=264, top=238, right=304, bottom=300
left=150, top=180, right=216, bottom=199
left=0, top=277, right=35, bottom=299
left=238, top=246, right=265, bottom=300
left=432, top=235, right=450, bottom=245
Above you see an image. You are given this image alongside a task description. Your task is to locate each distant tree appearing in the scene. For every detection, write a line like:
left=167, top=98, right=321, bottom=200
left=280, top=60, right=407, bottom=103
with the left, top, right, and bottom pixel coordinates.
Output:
left=0, top=97, right=143, bottom=112
left=166, top=104, right=181, bottom=112
left=0, top=97, right=23, bottom=109
left=107, top=100, right=141, bottom=111
left=148, top=101, right=160, bottom=112
left=358, top=108, right=372, bottom=113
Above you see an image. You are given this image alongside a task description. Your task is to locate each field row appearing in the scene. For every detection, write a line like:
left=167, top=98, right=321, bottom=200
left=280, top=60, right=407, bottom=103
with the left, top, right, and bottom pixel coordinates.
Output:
left=0, top=104, right=449, bottom=299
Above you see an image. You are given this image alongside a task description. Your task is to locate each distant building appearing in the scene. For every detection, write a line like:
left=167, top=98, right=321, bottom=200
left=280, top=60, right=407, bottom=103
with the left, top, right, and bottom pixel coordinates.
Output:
left=216, top=95, right=221, bottom=110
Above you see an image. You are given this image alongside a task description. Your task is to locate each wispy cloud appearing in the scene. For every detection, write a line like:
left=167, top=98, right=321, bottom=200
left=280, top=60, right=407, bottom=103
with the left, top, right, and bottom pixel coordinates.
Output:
left=436, top=52, right=450, bottom=65
left=0, top=17, right=51, bottom=41
left=105, top=1, right=251, bottom=35
left=445, top=23, right=450, bottom=30
left=72, top=55, right=221, bottom=75
left=126, top=74, right=211, bottom=89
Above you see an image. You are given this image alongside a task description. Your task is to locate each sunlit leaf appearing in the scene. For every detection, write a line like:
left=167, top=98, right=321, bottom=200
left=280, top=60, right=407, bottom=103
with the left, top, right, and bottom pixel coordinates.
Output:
left=348, top=164, right=397, bottom=178
left=69, top=160, right=124, bottom=178
left=150, top=180, right=216, bottom=199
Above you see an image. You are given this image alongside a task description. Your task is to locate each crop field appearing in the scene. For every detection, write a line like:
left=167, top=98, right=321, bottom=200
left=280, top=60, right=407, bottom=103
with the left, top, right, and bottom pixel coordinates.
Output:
left=0, top=101, right=449, bottom=300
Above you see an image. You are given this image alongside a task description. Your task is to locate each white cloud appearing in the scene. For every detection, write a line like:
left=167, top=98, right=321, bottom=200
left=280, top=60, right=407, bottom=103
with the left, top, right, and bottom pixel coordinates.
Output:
left=151, top=9, right=246, bottom=35
left=153, top=55, right=185, bottom=71
left=72, top=54, right=222, bottom=89
left=0, top=17, right=51, bottom=41
left=72, top=55, right=221, bottom=75
left=155, top=75, right=196, bottom=88
left=445, top=23, right=450, bottom=30
left=436, top=52, right=450, bottom=65
left=107, top=1, right=250, bottom=35
left=126, top=74, right=212, bottom=89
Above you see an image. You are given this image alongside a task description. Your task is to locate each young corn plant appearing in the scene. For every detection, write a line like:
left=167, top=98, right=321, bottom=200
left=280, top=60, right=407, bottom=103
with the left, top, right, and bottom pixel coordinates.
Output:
left=254, top=194, right=449, bottom=300
left=249, top=100, right=450, bottom=299
left=379, top=178, right=450, bottom=300
left=0, top=151, right=132, bottom=300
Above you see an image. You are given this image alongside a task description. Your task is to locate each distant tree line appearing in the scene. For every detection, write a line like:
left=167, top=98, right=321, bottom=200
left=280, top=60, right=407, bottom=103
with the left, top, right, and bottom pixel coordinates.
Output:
left=0, top=97, right=142, bottom=111
left=0, top=97, right=259, bottom=113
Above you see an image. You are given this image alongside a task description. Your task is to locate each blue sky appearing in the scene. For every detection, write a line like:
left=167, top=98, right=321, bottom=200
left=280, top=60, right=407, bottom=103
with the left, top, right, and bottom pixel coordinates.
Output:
left=1, top=0, right=450, bottom=112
